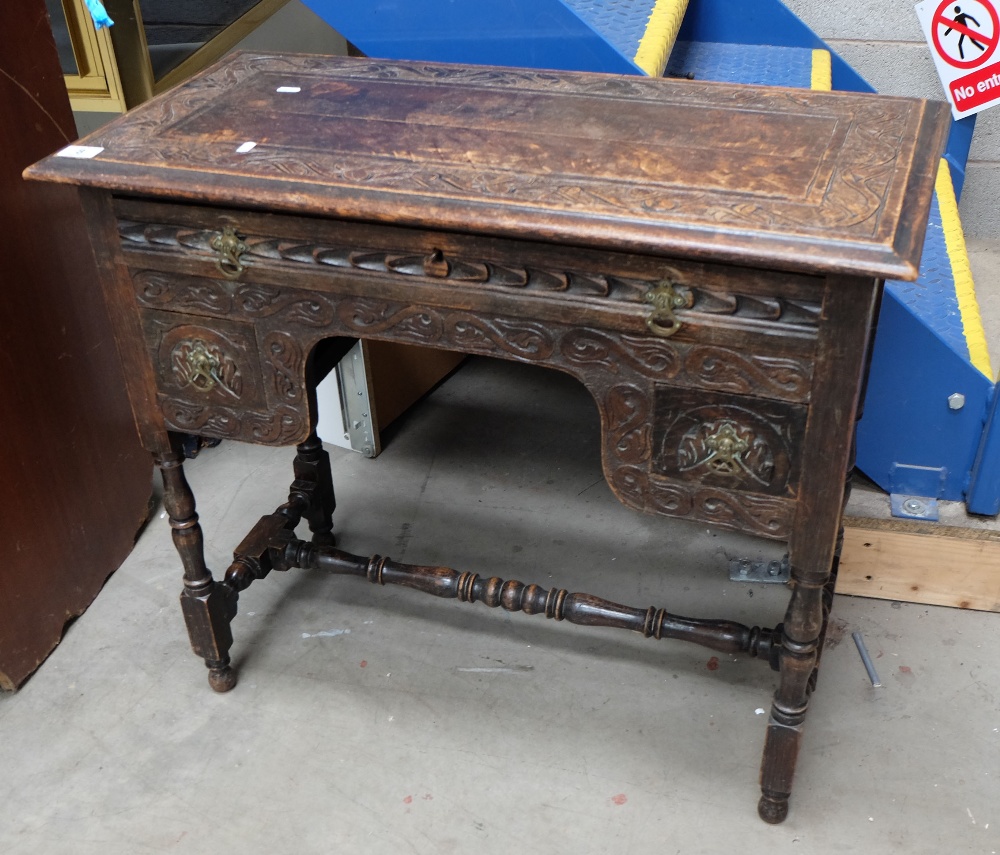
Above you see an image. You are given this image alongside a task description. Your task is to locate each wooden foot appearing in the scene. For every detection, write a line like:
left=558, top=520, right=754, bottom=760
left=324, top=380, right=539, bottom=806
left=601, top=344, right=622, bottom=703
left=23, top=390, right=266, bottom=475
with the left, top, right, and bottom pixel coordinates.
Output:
left=758, top=792, right=789, bottom=824
left=756, top=564, right=826, bottom=821
left=207, top=661, right=237, bottom=693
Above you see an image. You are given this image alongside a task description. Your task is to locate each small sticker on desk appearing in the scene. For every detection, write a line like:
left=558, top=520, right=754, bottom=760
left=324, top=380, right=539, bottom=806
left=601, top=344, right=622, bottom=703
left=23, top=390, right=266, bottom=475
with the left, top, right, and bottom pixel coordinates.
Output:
left=56, top=145, right=104, bottom=159
left=276, top=86, right=301, bottom=93
left=235, top=141, right=257, bottom=153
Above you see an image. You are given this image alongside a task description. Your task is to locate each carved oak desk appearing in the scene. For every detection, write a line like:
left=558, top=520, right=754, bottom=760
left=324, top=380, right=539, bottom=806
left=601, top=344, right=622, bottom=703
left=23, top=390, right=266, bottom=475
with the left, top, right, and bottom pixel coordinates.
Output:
left=27, top=53, right=948, bottom=822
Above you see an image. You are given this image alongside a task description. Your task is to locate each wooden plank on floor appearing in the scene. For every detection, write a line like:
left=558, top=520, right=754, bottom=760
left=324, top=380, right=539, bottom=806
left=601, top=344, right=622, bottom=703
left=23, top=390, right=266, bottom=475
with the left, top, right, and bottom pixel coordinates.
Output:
left=839, top=520, right=1000, bottom=613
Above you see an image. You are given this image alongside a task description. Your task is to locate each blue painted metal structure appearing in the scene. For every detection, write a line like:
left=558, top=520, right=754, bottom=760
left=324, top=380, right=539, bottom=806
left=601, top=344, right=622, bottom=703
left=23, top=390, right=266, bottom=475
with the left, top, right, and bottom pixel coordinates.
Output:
left=855, top=296, right=994, bottom=503
left=300, top=0, right=999, bottom=515
left=301, top=0, right=641, bottom=74
left=562, top=0, right=659, bottom=62
left=968, top=387, right=1000, bottom=515
left=666, top=40, right=814, bottom=88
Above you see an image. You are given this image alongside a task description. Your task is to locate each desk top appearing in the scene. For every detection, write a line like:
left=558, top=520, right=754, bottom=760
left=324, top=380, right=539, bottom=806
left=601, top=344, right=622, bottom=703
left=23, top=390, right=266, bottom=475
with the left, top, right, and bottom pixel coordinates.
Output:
left=27, top=53, right=949, bottom=279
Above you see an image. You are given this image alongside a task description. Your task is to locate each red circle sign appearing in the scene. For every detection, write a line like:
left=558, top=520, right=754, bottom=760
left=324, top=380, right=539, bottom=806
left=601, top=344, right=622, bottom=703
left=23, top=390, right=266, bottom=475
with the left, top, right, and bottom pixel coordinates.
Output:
left=932, top=0, right=1000, bottom=68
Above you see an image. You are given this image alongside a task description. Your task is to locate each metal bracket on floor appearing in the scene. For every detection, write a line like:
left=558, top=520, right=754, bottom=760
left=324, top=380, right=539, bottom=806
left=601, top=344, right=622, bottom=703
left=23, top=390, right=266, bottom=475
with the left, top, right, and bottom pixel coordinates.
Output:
left=889, top=494, right=940, bottom=521
left=889, top=463, right=945, bottom=521
left=729, top=554, right=790, bottom=584
left=336, top=340, right=380, bottom=458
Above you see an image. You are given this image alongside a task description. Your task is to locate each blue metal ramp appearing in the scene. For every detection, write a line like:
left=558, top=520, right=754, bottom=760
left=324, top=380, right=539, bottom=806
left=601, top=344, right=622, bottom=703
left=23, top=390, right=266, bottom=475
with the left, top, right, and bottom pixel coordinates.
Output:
left=666, top=40, right=818, bottom=88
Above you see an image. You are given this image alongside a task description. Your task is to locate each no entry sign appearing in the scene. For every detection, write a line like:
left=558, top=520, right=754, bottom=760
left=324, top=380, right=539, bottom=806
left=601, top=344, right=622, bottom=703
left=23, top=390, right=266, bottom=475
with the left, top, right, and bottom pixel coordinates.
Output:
left=917, top=0, right=1000, bottom=117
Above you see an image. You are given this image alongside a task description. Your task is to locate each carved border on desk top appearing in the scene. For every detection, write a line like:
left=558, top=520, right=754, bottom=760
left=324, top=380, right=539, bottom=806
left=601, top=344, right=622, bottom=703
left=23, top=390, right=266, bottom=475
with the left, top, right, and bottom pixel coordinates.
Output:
left=104, top=56, right=916, bottom=240
left=111, top=52, right=894, bottom=117
left=102, top=51, right=917, bottom=239
left=111, top=138, right=897, bottom=236
left=127, top=228, right=822, bottom=332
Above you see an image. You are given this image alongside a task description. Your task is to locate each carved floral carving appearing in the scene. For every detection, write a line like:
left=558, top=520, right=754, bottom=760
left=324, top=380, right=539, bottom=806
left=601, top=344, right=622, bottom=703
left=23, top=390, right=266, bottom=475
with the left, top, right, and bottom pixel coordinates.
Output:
left=650, top=387, right=807, bottom=505
left=160, top=397, right=306, bottom=445
left=263, top=331, right=304, bottom=401
left=600, top=384, right=795, bottom=539
left=562, top=329, right=811, bottom=402
left=607, top=463, right=792, bottom=539
left=122, top=221, right=611, bottom=299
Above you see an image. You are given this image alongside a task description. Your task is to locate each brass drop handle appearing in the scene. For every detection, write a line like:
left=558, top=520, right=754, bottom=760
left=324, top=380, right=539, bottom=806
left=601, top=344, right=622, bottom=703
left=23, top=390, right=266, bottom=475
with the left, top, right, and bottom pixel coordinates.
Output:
left=182, top=340, right=223, bottom=393
left=211, top=225, right=248, bottom=279
left=171, top=339, right=241, bottom=399
left=644, top=281, right=690, bottom=338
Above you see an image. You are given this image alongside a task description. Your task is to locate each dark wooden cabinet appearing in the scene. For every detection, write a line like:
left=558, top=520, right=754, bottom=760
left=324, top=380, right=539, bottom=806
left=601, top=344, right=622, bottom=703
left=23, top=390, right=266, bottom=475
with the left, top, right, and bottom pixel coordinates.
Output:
left=26, top=53, right=949, bottom=821
left=0, top=0, right=152, bottom=690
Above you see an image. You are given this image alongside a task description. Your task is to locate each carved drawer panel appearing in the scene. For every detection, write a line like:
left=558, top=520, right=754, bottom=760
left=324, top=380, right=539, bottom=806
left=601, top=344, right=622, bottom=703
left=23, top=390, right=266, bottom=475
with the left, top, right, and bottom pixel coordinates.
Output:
left=114, top=197, right=823, bottom=361
left=140, top=309, right=312, bottom=445
left=142, top=311, right=265, bottom=407
left=651, top=388, right=807, bottom=498
left=596, top=381, right=801, bottom=540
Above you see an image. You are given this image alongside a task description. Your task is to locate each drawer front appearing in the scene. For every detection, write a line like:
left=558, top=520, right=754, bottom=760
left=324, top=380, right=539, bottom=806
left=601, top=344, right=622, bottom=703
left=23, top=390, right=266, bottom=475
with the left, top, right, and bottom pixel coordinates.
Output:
left=142, top=312, right=265, bottom=409
left=594, top=379, right=804, bottom=541
left=115, top=197, right=822, bottom=367
left=651, top=387, right=807, bottom=498
left=140, top=309, right=311, bottom=445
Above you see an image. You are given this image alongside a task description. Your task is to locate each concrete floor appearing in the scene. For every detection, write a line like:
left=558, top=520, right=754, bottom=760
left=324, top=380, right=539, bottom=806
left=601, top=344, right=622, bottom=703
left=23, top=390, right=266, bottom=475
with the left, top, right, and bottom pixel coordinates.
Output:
left=2, top=357, right=999, bottom=854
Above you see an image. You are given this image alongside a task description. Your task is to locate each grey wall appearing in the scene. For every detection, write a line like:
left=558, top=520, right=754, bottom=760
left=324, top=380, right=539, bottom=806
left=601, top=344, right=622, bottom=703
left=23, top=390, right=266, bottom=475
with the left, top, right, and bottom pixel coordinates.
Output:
left=783, top=0, right=998, bottom=239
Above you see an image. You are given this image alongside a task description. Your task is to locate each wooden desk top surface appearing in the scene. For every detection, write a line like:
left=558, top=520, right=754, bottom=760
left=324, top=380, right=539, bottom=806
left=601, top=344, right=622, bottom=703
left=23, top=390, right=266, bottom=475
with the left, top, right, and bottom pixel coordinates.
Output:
left=27, top=52, right=949, bottom=280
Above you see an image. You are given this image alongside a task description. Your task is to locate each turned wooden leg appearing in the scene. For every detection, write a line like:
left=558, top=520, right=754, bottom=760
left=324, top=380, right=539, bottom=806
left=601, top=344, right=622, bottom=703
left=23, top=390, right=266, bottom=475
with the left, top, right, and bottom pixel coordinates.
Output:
left=288, top=432, right=336, bottom=545
left=157, top=444, right=237, bottom=692
left=758, top=448, right=855, bottom=823
left=757, top=575, right=824, bottom=823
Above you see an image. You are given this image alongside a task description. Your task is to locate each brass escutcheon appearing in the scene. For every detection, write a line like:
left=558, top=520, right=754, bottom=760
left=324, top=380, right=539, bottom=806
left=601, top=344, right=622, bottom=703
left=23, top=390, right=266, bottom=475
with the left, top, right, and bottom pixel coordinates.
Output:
left=644, top=281, right=691, bottom=338
left=422, top=248, right=450, bottom=278
left=210, top=225, right=248, bottom=279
